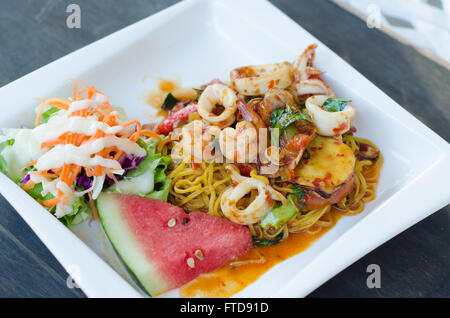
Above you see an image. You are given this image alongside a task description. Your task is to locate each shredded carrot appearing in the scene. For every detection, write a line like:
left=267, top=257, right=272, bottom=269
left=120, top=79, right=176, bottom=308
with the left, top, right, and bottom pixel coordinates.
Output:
left=21, top=181, right=35, bottom=191
left=141, top=130, right=162, bottom=140
left=94, top=107, right=108, bottom=117
left=122, top=120, right=142, bottom=133
left=35, top=98, right=71, bottom=126
left=113, top=150, right=124, bottom=161
left=93, top=165, right=103, bottom=177
left=59, top=164, right=69, bottom=181
left=32, top=171, right=58, bottom=178
left=102, top=112, right=116, bottom=124
left=68, top=165, right=82, bottom=185
left=28, top=80, right=158, bottom=212
left=25, top=160, right=37, bottom=168
left=41, top=138, right=65, bottom=149
left=40, top=197, right=61, bottom=207
left=73, top=81, right=79, bottom=101
left=85, top=167, right=94, bottom=178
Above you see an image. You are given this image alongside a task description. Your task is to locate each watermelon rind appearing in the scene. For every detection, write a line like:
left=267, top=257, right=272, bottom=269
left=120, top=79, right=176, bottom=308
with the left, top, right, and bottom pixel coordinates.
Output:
left=96, top=193, right=168, bottom=296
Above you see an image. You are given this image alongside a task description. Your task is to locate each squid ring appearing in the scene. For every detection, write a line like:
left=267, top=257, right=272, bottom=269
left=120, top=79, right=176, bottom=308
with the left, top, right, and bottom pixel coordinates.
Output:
left=305, top=95, right=356, bottom=137
left=220, top=165, right=287, bottom=225
left=221, top=178, right=273, bottom=225
left=230, top=63, right=293, bottom=96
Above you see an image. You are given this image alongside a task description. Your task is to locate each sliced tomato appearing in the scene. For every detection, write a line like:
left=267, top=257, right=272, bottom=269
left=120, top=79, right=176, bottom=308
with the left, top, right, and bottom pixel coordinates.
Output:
left=304, top=174, right=354, bottom=210
left=235, top=163, right=252, bottom=177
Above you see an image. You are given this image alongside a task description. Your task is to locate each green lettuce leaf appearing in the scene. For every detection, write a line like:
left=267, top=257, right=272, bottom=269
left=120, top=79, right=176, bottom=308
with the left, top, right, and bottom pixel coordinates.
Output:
left=0, top=139, right=13, bottom=176
left=109, top=137, right=172, bottom=201
left=26, top=183, right=89, bottom=228
left=136, top=138, right=172, bottom=201
left=60, top=196, right=90, bottom=228
left=40, top=107, right=61, bottom=124
left=25, top=183, right=54, bottom=201
left=259, top=195, right=298, bottom=233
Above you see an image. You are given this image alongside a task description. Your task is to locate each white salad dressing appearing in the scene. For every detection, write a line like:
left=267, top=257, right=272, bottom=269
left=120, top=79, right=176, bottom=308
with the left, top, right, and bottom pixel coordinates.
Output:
left=34, top=115, right=123, bottom=145
left=23, top=97, right=146, bottom=218
left=94, top=93, right=109, bottom=104
left=66, top=93, right=109, bottom=114
left=35, top=136, right=145, bottom=172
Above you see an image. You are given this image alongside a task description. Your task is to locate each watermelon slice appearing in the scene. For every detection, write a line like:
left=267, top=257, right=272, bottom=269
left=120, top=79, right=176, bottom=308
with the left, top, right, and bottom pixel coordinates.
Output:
left=96, top=193, right=252, bottom=296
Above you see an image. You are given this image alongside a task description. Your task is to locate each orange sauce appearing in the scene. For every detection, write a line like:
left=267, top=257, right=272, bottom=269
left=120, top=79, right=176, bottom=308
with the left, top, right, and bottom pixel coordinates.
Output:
left=145, top=79, right=177, bottom=118
left=180, top=153, right=383, bottom=298
left=145, top=79, right=197, bottom=119
left=180, top=208, right=343, bottom=297
left=159, top=79, right=178, bottom=92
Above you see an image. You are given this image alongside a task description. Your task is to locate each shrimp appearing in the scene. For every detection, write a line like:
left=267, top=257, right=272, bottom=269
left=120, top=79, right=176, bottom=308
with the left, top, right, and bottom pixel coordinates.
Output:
left=291, top=44, right=335, bottom=98
left=197, top=84, right=237, bottom=128
left=305, top=95, right=356, bottom=137
left=236, top=99, right=266, bottom=131
left=293, top=44, right=319, bottom=81
left=230, top=63, right=293, bottom=96
left=219, top=120, right=258, bottom=163
left=175, top=120, right=221, bottom=163
left=294, top=78, right=329, bottom=96
left=221, top=165, right=287, bottom=225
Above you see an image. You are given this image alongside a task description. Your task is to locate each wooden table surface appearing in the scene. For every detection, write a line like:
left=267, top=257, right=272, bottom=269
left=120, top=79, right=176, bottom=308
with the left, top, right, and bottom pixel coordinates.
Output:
left=0, top=0, right=448, bottom=298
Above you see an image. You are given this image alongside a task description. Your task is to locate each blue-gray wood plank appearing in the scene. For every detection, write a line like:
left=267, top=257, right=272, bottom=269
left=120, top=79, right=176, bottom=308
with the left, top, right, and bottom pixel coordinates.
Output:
left=0, top=0, right=448, bottom=298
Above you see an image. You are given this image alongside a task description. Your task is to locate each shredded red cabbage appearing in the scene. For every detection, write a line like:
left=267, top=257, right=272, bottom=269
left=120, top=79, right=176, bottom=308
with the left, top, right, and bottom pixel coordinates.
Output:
left=19, top=174, right=30, bottom=184
left=104, top=154, right=145, bottom=186
left=121, top=154, right=145, bottom=171
left=74, top=154, right=145, bottom=188
left=76, top=170, right=93, bottom=189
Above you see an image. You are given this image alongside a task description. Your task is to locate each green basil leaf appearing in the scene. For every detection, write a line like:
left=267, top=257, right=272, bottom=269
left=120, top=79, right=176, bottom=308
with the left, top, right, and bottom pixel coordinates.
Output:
left=193, top=88, right=203, bottom=100
left=161, top=93, right=180, bottom=110
left=279, top=111, right=312, bottom=132
left=322, top=98, right=350, bottom=112
left=292, top=183, right=306, bottom=201
left=303, top=149, right=311, bottom=160
left=269, top=107, right=286, bottom=128
left=270, top=104, right=312, bottom=132
left=252, top=232, right=284, bottom=247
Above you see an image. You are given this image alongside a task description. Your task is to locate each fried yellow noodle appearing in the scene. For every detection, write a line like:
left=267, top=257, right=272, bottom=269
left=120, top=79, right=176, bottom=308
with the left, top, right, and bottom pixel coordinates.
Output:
left=160, top=133, right=382, bottom=242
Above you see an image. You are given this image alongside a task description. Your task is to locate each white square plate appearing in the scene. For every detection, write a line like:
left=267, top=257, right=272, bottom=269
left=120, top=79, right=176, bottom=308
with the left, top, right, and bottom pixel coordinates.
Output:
left=0, top=0, right=449, bottom=298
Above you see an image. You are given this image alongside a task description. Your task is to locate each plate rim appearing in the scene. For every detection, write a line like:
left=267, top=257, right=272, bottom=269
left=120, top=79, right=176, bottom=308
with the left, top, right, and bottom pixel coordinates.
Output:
left=0, top=0, right=449, bottom=298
